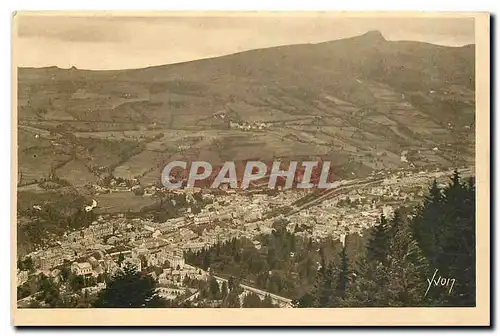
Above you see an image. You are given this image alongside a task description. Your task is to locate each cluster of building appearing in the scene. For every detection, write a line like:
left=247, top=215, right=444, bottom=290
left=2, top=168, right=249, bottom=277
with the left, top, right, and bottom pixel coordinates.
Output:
left=229, top=121, right=272, bottom=131
left=284, top=167, right=472, bottom=240
left=21, top=228, right=210, bottom=303
left=18, top=166, right=472, bottom=305
left=91, top=181, right=159, bottom=196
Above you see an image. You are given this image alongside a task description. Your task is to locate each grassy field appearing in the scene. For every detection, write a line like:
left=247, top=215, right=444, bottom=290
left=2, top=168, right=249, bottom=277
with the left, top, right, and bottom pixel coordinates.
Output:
left=93, top=192, right=158, bottom=214
left=56, top=159, right=98, bottom=186
left=113, top=150, right=166, bottom=180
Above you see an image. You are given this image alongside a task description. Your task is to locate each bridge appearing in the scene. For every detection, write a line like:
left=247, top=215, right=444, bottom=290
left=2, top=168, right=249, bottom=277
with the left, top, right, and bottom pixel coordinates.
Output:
left=212, top=274, right=293, bottom=308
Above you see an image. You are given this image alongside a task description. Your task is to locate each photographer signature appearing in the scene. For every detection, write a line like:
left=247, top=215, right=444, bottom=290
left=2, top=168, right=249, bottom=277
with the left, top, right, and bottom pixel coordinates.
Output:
left=424, top=269, right=456, bottom=297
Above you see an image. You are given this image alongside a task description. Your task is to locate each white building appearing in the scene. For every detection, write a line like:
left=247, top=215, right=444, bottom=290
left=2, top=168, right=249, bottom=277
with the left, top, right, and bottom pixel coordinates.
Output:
left=168, top=255, right=185, bottom=270
left=17, top=270, right=29, bottom=287
left=71, top=262, right=93, bottom=276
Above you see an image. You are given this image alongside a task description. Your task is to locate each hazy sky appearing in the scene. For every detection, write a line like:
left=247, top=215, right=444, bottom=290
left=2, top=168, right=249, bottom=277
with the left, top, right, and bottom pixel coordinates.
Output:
left=15, top=14, right=475, bottom=70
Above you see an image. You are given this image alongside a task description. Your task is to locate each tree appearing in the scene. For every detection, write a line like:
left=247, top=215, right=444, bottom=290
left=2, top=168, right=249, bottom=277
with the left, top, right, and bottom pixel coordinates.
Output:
left=366, top=214, right=389, bottom=265
left=296, top=292, right=315, bottom=307
left=388, top=210, right=404, bottom=246
left=139, top=255, right=148, bottom=268
left=336, top=244, right=349, bottom=300
left=412, top=179, right=443, bottom=267
left=228, top=276, right=235, bottom=292
left=442, top=174, right=475, bottom=306
left=17, top=282, right=32, bottom=300
left=221, top=281, right=228, bottom=299
left=222, top=291, right=241, bottom=308
left=202, top=252, right=211, bottom=270
left=17, top=256, right=34, bottom=272
left=302, top=241, right=351, bottom=308
left=133, top=186, right=145, bottom=196
left=96, top=273, right=105, bottom=283
left=341, top=171, right=476, bottom=307
left=411, top=171, right=475, bottom=306
left=60, top=264, right=71, bottom=282
left=117, top=253, right=125, bottom=266
left=342, top=259, right=391, bottom=307
left=392, top=234, right=430, bottom=306
left=261, top=294, right=274, bottom=307
left=36, top=275, right=62, bottom=307
left=242, top=292, right=262, bottom=307
left=76, top=289, right=93, bottom=308
left=310, top=259, right=336, bottom=307
left=209, top=276, right=220, bottom=299
left=70, top=275, right=86, bottom=292
left=93, top=263, right=165, bottom=308
left=343, top=208, right=423, bottom=307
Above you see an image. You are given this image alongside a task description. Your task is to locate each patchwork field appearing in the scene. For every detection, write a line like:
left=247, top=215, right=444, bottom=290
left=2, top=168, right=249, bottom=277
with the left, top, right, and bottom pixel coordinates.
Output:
left=16, top=31, right=475, bottom=217
left=93, top=192, right=158, bottom=214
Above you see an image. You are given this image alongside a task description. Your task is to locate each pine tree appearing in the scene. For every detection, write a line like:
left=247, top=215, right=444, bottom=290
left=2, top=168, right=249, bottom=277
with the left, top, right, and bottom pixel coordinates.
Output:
left=388, top=210, right=403, bottom=243
left=221, top=281, right=228, bottom=299
left=336, top=244, right=349, bottom=301
left=242, top=292, right=262, bottom=307
left=345, top=209, right=427, bottom=307
left=296, top=292, right=315, bottom=307
left=117, top=252, right=125, bottom=266
left=261, top=294, right=274, bottom=307
left=202, top=252, right=211, bottom=270
left=209, top=276, right=220, bottom=299
left=438, top=171, right=475, bottom=306
left=343, top=258, right=391, bottom=307
left=222, top=281, right=241, bottom=308
left=92, top=263, right=165, bottom=308
left=311, top=261, right=336, bottom=307
left=386, top=218, right=429, bottom=307
left=399, top=236, right=432, bottom=306
left=366, top=214, right=389, bottom=265
left=228, top=276, right=235, bottom=292
left=410, top=171, right=475, bottom=306
left=412, top=179, right=443, bottom=267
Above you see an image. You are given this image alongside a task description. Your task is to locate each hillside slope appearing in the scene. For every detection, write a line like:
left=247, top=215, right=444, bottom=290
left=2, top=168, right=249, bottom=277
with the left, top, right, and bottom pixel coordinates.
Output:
left=17, top=31, right=475, bottom=186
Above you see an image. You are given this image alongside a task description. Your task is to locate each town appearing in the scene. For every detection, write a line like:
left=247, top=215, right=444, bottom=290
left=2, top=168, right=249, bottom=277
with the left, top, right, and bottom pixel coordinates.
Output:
left=17, top=166, right=472, bottom=308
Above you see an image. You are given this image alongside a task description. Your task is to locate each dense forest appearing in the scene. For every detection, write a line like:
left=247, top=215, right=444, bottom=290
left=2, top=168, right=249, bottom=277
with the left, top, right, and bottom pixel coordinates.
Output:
left=185, top=221, right=368, bottom=299
left=186, top=171, right=476, bottom=307
left=17, top=192, right=95, bottom=254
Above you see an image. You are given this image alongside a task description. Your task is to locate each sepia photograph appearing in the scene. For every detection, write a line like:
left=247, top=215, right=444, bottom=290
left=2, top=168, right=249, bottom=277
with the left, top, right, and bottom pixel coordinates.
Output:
left=11, top=11, right=490, bottom=326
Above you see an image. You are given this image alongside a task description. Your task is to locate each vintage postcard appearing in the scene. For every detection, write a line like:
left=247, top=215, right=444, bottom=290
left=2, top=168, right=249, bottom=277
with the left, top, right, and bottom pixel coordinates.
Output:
left=12, top=11, right=490, bottom=326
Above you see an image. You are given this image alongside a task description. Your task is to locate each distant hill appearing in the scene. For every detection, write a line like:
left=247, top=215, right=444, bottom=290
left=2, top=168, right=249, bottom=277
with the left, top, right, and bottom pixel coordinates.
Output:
left=17, top=31, right=475, bottom=186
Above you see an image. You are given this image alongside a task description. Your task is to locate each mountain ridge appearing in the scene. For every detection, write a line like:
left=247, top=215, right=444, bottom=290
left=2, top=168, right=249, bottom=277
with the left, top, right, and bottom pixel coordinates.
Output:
left=17, top=30, right=474, bottom=72
left=17, top=31, right=475, bottom=186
